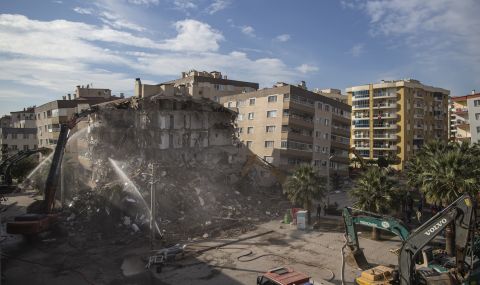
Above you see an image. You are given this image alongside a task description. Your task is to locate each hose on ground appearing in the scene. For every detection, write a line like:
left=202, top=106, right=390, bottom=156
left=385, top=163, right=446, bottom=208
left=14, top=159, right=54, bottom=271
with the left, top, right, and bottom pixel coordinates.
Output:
left=236, top=250, right=335, bottom=282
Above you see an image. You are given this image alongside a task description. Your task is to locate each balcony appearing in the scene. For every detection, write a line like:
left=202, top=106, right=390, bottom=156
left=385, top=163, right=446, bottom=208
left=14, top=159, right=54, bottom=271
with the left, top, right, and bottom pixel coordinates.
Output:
left=353, top=113, right=370, bottom=119
left=373, top=103, right=397, bottom=109
left=414, top=104, right=424, bottom=109
left=354, top=144, right=370, bottom=150
left=373, top=92, right=397, bottom=99
left=352, top=105, right=369, bottom=110
left=354, top=134, right=370, bottom=139
left=414, top=134, right=424, bottom=140
left=414, top=113, right=424, bottom=119
left=352, top=95, right=370, bottom=101
left=373, top=133, right=397, bottom=140
left=434, top=125, right=444, bottom=130
left=372, top=145, right=397, bottom=150
left=414, top=125, right=424, bottom=130
left=373, top=113, right=397, bottom=119
left=352, top=124, right=369, bottom=130
left=373, top=123, right=397, bottom=129
left=453, top=108, right=468, bottom=114
left=414, top=93, right=423, bottom=98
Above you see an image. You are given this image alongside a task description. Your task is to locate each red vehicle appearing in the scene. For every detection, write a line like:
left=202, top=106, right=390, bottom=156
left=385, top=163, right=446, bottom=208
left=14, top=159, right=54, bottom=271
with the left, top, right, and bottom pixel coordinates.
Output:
left=257, top=267, right=314, bottom=285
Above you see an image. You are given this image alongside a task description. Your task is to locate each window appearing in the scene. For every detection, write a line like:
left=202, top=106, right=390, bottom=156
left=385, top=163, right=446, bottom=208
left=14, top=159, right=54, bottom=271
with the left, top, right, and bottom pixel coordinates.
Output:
left=477, top=126, right=480, bottom=133
left=324, top=119, right=329, bottom=126
left=323, top=133, right=329, bottom=139
left=265, top=126, right=276, bottom=132
left=322, top=147, right=328, bottom=153
left=264, top=156, right=274, bottom=163
left=474, top=100, right=480, bottom=107
left=249, top=98, right=255, bottom=105
left=237, top=114, right=244, bottom=121
left=23, top=133, right=28, bottom=139
left=246, top=141, right=253, bottom=148
left=248, top=112, right=255, bottom=120
left=247, top=127, right=254, bottom=134
left=236, top=127, right=243, bottom=133
left=267, top=110, right=277, bottom=118
left=476, top=113, right=480, bottom=120
left=23, top=145, right=29, bottom=151
left=283, top=109, right=289, bottom=117
left=321, top=160, right=327, bottom=166
left=2, top=134, right=7, bottom=139
left=264, top=141, right=274, bottom=148
left=317, top=103, right=323, bottom=109
left=315, top=145, right=321, bottom=152
left=267, top=95, right=277, bottom=103
left=227, top=101, right=233, bottom=108
left=12, top=145, right=17, bottom=150
left=12, top=133, right=17, bottom=139
left=325, top=105, right=330, bottom=111
left=316, top=131, right=320, bottom=138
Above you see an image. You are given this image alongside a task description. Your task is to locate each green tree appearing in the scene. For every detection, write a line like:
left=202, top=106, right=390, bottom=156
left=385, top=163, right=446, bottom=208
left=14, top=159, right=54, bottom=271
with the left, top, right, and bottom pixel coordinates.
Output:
left=350, top=166, right=398, bottom=240
left=406, top=141, right=480, bottom=254
left=283, top=164, right=326, bottom=225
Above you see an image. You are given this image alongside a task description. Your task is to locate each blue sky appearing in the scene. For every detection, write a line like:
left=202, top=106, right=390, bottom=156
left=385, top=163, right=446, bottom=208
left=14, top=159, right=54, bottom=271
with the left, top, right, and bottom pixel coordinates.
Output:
left=1, top=0, right=479, bottom=116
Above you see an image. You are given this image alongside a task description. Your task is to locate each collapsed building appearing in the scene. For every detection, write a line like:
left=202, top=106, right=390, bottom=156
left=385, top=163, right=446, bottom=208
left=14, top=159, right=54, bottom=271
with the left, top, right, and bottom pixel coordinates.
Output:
left=61, top=94, right=287, bottom=241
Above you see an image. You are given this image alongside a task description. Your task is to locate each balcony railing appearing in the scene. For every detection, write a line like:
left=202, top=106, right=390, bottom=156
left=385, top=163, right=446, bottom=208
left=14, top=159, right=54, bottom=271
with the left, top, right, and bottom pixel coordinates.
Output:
left=352, top=105, right=369, bottom=110
left=373, top=92, right=397, bottom=98
left=414, top=113, right=424, bottom=119
left=373, top=103, right=397, bottom=109
left=354, top=145, right=370, bottom=149
left=373, top=113, right=397, bottom=119
left=373, top=133, right=397, bottom=139
left=372, top=145, right=397, bottom=150
left=373, top=124, right=397, bottom=129
left=352, top=124, right=369, bottom=129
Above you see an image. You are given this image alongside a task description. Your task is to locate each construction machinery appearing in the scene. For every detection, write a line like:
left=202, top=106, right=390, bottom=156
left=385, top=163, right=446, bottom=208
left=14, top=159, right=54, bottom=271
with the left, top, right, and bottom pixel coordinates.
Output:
left=241, top=154, right=287, bottom=184
left=349, top=193, right=479, bottom=285
left=6, top=109, right=95, bottom=236
left=343, top=207, right=411, bottom=270
left=0, top=148, right=51, bottom=194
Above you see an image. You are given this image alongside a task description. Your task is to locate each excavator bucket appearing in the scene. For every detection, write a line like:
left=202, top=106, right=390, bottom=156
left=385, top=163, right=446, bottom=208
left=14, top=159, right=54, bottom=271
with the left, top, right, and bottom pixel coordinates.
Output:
left=345, top=248, right=370, bottom=270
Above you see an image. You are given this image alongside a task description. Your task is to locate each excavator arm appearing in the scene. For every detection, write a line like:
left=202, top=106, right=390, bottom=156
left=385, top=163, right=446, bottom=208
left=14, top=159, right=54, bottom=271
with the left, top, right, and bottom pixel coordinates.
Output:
left=398, top=193, right=475, bottom=285
left=343, top=207, right=410, bottom=269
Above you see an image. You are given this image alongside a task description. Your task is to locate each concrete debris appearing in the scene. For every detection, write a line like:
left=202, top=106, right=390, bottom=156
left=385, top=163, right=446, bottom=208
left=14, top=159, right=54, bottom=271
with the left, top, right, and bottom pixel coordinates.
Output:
left=131, top=224, right=140, bottom=232
left=203, top=233, right=209, bottom=239
left=67, top=213, right=76, bottom=221
left=123, top=216, right=131, bottom=226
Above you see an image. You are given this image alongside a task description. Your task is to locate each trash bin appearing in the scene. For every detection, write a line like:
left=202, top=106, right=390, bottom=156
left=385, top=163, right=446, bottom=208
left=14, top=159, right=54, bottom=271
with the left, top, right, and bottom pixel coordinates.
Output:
left=297, top=210, right=307, bottom=230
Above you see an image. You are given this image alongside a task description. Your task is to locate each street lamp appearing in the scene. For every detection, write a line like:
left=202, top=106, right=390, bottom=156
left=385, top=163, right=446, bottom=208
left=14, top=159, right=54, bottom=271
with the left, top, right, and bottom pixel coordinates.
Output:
left=326, top=154, right=334, bottom=206
left=142, top=163, right=158, bottom=250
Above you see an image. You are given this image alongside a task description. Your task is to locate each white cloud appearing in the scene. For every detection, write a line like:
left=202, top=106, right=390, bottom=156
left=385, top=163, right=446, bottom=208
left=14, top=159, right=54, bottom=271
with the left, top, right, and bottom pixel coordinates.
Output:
left=241, top=25, right=255, bottom=37
left=275, top=34, right=290, bottom=42
left=99, top=11, right=145, bottom=32
left=173, top=0, right=197, bottom=11
left=161, top=19, right=224, bottom=52
left=127, top=0, right=159, bottom=5
left=207, top=0, right=230, bottom=14
left=0, top=13, right=309, bottom=104
left=73, top=7, right=93, bottom=15
left=296, top=64, right=319, bottom=74
left=348, top=43, right=364, bottom=57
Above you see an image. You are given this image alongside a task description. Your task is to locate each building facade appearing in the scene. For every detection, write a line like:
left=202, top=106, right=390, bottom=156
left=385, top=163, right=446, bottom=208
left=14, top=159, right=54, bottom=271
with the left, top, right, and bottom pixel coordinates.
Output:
left=35, top=92, right=117, bottom=148
left=135, top=70, right=259, bottom=102
left=220, top=83, right=351, bottom=176
left=313, top=88, right=349, bottom=104
left=0, top=108, right=37, bottom=160
left=347, top=79, right=450, bottom=170
left=449, top=91, right=480, bottom=144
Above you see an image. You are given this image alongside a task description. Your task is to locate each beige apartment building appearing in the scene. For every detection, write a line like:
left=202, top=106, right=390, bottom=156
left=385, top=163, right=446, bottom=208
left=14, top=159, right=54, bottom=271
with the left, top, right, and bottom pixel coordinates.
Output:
left=313, top=88, right=349, bottom=104
left=134, top=70, right=259, bottom=102
left=35, top=86, right=117, bottom=148
left=449, top=91, right=480, bottom=143
left=0, top=108, right=37, bottom=160
left=347, top=79, right=450, bottom=170
left=220, top=82, right=351, bottom=176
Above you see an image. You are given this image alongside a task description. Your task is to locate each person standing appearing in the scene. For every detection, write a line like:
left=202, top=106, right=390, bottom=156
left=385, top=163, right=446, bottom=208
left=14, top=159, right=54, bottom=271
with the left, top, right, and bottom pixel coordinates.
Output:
left=316, top=204, right=322, bottom=220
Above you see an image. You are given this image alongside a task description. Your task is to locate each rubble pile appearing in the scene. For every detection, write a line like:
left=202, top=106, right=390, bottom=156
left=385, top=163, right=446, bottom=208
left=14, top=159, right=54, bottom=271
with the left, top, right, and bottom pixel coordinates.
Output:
left=63, top=95, right=290, bottom=242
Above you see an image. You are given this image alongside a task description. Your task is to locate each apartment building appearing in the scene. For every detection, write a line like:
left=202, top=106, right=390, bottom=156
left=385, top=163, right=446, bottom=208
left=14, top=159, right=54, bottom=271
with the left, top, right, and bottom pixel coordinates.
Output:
left=220, top=82, right=351, bottom=176
left=347, top=79, right=450, bottom=170
left=449, top=91, right=480, bottom=143
left=35, top=87, right=117, bottom=148
left=135, top=70, right=259, bottom=102
left=0, top=108, right=37, bottom=160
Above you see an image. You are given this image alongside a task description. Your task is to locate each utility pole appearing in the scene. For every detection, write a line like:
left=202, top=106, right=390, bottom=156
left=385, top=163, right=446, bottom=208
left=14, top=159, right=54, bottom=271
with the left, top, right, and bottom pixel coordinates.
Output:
left=149, top=163, right=156, bottom=250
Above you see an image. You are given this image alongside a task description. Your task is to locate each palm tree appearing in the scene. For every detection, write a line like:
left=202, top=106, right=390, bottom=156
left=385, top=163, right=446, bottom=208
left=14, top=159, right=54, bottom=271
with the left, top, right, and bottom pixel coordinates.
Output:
left=283, top=164, right=326, bottom=225
left=350, top=166, right=398, bottom=240
left=407, top=141, right=480, bottom=254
